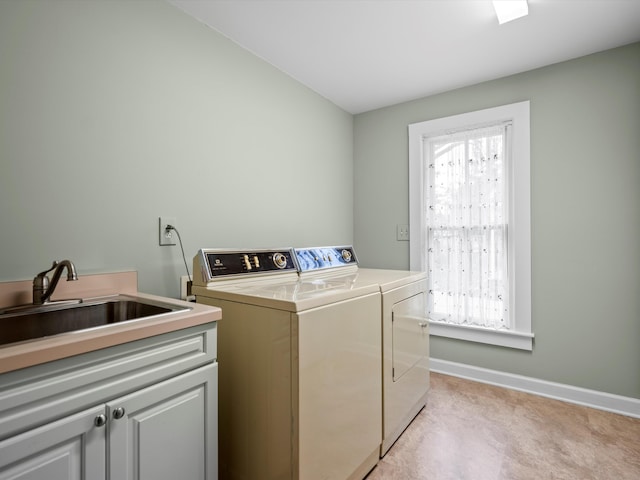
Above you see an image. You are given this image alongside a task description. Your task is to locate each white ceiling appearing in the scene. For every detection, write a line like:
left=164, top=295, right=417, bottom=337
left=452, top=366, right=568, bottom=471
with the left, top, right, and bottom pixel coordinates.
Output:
left=168, top=0, right=640, bottom=114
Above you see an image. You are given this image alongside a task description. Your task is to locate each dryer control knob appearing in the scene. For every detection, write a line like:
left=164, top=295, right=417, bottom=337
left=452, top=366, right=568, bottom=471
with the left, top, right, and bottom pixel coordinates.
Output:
left=341, top=250, right=353, bottom=262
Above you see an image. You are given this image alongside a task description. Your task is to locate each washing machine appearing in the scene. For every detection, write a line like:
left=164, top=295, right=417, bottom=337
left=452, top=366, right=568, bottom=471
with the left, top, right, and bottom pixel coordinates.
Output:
left=294, top=247, right=430, bottom=457
left=192, top=248, right=382, bottom=480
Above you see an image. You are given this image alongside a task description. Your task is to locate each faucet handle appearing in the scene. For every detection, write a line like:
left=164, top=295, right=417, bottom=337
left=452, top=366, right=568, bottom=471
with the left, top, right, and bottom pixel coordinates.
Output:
left=36, top=261, right=59, bottom=278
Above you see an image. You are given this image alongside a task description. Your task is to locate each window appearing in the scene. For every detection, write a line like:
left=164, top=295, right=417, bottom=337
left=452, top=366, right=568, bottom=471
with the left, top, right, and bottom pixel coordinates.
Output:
left=409, top=102, right=533, bottom=350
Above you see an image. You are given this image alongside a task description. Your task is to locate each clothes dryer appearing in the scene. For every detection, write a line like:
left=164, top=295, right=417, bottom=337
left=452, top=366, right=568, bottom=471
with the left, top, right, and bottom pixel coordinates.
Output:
left=294, top=247, right=430, bottom=457
left=192, top=248, right=382, bottom=480
left=355, top=267, right=430, bottom=456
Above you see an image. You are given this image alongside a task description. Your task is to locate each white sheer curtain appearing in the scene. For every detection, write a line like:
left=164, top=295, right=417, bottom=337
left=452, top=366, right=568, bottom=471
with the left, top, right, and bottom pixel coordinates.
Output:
left=424, top=123, right=510, bottom=330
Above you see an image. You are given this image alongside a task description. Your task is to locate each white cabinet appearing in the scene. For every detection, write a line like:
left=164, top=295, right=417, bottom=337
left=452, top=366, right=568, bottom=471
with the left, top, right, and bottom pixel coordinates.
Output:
left=0, top=405, right=106, bottom=480
left=107, top=364, right=217, bottom=480
left=0, top=324, right=218, bottom=480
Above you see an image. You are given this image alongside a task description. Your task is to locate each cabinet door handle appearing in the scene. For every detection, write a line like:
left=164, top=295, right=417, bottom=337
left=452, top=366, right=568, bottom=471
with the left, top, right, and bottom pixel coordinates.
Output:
left=113, top=407, right=126, bottom=420
left=94, top=414, right=107, bottom=427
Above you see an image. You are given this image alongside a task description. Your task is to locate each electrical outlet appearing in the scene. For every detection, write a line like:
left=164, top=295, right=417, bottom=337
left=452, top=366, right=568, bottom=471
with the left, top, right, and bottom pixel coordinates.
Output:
left=397, top=224, right=410, bottom=241
left=159, top=216, right=176, bottom=246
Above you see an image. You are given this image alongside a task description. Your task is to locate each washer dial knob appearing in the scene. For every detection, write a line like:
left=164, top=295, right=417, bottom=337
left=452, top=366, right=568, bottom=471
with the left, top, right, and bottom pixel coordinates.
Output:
left=341, top=249, right=353, bottom=262
left=272, top=253, right=288, bottom=269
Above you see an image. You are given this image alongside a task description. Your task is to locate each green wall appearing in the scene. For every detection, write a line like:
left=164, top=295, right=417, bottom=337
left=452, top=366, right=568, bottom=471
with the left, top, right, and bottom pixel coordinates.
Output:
left=2, top=1, right=638, bottom=400
left=354, top=42, right=640, bottom=399
left=0, top=0, right=353, bottom=297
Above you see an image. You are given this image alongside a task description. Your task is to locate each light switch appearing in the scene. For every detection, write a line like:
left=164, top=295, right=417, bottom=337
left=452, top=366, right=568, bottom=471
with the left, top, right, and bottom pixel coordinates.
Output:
left=396, top=224, right=409, bottom=241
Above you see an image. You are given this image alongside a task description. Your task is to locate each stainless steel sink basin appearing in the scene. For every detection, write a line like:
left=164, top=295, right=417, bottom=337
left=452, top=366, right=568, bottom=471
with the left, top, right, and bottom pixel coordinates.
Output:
left=0, top=295, right=191, bottom=346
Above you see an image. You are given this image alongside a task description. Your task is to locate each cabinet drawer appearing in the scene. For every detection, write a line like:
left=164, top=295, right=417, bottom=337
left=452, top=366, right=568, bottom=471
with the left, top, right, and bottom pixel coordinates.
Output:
left=0, top=323, right=216, bottom=440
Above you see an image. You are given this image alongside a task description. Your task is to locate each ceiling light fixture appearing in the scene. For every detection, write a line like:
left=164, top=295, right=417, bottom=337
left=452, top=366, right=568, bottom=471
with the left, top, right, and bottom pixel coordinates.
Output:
left=492, top=0, right=529, bottom=24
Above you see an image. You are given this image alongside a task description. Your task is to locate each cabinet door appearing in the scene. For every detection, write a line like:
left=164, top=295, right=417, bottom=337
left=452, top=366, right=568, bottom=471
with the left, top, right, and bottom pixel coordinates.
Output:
left=107, top=364, right=217, bottom=480
left=0, top=405, right=106, bottom=480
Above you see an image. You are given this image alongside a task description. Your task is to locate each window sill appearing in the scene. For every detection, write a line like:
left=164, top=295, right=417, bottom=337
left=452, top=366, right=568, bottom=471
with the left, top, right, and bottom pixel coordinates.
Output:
left=429, top=321, right=534, bottom=351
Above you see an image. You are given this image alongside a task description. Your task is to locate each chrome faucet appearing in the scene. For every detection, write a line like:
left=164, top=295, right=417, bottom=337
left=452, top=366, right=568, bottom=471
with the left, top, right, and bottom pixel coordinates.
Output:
left=33, top=260, right=79, bottom=305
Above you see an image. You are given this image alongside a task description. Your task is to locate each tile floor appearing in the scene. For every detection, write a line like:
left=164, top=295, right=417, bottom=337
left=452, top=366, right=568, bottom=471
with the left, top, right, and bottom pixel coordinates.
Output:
left=365, top=373, right=640, bottom=480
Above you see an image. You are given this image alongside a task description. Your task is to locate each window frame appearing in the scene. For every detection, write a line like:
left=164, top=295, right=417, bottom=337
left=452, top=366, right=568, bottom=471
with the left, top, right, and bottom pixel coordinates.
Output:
left=409, top=101, right=533, bottom=350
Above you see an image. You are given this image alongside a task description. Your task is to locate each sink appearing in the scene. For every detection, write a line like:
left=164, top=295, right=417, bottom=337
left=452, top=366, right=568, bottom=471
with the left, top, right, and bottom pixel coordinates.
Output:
left=0, top=295, right=191, bottom=346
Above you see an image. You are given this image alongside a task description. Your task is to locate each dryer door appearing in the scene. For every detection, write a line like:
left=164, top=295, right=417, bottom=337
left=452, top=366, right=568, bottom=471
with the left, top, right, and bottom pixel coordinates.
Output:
left=392, top=292, right=429, bottom=381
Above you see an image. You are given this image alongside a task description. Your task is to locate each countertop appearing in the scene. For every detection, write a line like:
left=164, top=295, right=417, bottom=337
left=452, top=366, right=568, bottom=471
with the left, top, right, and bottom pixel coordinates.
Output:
left=0, top=272, right=221, bottom=374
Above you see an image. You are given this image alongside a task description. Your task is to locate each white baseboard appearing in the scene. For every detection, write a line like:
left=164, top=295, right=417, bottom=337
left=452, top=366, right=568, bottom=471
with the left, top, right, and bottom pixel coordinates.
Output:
left=430, top=358, right=640, bottom=419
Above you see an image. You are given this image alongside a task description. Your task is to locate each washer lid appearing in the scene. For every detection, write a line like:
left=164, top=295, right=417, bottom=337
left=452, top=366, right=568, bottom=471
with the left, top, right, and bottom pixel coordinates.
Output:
left=193, top=271, right=380, bottom=312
